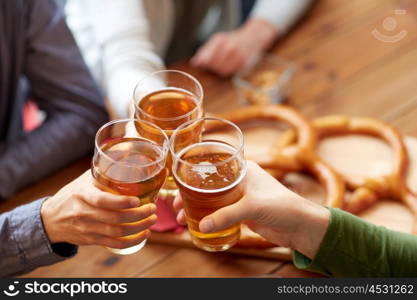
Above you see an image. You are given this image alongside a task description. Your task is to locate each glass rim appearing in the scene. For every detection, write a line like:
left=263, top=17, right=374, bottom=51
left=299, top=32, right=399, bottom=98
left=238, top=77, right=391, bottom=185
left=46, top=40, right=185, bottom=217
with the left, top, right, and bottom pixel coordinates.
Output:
left=170, top=116, right=245, bottom=168
left=133, top=69, right=204, bottom=122
left=94, top=118, right=169, bottom=168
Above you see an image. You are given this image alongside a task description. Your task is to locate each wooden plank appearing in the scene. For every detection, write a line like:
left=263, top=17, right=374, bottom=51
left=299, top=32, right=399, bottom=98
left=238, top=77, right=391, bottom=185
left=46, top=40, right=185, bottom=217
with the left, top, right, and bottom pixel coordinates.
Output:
left=283, top=0, right=417, bottom=109
left=0, top=158, right=91, bottom=214
left=149, top=231, right=292, bottom=261
left=391, top=106, right=417, bottom=136
left=302, top=40, right=417, bottom=118
left=277, top=0, right=390, bottom=58
left=137, top=248, right=281, bottom=277
left=22, top=244, right=178, bottom=278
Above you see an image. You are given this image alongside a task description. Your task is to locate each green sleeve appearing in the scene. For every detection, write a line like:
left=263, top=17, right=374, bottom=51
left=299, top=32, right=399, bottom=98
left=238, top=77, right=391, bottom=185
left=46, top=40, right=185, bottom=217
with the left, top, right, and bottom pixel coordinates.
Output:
left=293, top=207, right=417, bottom=277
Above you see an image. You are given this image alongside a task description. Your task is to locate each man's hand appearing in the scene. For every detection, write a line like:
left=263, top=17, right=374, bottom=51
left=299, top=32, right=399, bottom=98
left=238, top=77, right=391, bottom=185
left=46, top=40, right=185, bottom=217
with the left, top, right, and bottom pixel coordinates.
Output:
left=191, top=18, right=278, bottom=77
left=41, top=171, right=157, bottom=249
left=174, top=161, right=330, bottom=259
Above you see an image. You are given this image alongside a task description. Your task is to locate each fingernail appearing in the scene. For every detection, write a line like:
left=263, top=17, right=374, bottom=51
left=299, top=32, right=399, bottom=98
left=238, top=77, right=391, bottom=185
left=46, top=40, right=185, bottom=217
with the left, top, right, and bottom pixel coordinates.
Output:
left=199, top=218, right=214, bottom=233
left=130, top=198, right=140, bottom=207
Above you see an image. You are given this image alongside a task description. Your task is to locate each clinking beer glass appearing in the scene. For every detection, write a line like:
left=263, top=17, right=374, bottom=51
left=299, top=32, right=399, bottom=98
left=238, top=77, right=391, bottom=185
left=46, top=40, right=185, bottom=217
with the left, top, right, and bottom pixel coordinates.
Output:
left=134, top=70, right=204, bottom=198
left=91, top=119, right=169, bottom=255
left=171, top=117, right=247, bottom=252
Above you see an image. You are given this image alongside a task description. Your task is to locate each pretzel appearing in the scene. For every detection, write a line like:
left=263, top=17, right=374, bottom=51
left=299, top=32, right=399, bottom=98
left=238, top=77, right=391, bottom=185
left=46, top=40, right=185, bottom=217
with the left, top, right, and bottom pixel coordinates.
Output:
left=279, top=115, right=417, bottom=217
left=315, top=116, right=417, bottom=217
left=213, top=105, right=345, bottom=209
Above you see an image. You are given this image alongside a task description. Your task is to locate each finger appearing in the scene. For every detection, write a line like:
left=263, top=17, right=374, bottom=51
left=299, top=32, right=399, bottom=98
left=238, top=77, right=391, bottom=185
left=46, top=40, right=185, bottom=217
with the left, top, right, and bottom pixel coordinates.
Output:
left=173, top=194, right=184, bottom=214
left=176, top=209, right=186, bottom=225
left=85, top=188, right=140, bottom=210
left=191, top=35, right=224, bottom=67
left=199, top=199, right=249, bottom=233
left=95, top=229, right=151, bottom=249
left=86, top=215, right=157, bottom=238
left=207, top=41, right=240, bottom=74
left=87, top=203, right=157, bottom=224
left=214, top=52, right=245, bottom=77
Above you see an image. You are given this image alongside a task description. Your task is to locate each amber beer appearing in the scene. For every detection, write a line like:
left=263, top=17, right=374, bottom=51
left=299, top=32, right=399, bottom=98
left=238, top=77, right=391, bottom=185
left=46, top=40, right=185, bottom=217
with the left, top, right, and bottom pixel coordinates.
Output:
left=92, top=119, right=169, bottom=255
left=172, top=117, right=246, bottom=252
left=92, top=138, right=167, bottom=203
left=138, top=88, right=200, bottom=130
left=134, top=70, right=204, bottom=197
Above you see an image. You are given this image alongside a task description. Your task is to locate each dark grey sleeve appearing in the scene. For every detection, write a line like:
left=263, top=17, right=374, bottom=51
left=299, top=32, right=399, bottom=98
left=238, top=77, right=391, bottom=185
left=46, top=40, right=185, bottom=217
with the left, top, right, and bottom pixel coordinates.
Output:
left=0, top=0, right=108, bottom=199
left=0, top=199, right=77, bottom=277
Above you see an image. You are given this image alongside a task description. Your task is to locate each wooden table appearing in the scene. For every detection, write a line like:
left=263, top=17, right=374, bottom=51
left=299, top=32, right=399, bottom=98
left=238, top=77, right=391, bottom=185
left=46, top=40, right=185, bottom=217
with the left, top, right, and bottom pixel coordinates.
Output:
left=2, top=0, right=417, bottom=277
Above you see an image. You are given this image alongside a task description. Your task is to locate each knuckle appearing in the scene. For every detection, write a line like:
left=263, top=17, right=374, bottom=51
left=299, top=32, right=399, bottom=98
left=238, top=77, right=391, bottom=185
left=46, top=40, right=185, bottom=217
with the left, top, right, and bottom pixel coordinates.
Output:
left=71, top=201, right=86, bottom=219
left=110, top=225, right=125, bottom=237
left=108, top=212, right=123, bottom=224
left=90, top=194, right=104, bottom=207
left=72, top=192, right=84, bottom=201
left=77, top=224, right=89, bottom=234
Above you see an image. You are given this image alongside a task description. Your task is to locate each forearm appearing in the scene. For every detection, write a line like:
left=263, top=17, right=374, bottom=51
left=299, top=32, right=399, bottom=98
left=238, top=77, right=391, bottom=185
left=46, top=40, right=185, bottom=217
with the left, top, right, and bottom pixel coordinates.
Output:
left=106, top=66, right=163, bottom=118
left=0, top=113, right=100, bottom=199
left=78, top=0, right=166, bottom=118
left=251, top=0, right=314, bottom=35
left=239, top=18, right=278, bottom=51
left=294, top=207, right=417, bottom=277
left=0, top=0, right=109, bottom=199
left=0, top=199, right=77, bottom=277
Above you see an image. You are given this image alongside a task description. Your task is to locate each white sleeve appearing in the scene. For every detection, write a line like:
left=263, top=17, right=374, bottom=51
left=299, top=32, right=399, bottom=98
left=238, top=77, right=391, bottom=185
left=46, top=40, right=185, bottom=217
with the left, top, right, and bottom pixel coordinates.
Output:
left=250, top=0, right=314, bottom=34
left=67, top=0, right=167, bottom=118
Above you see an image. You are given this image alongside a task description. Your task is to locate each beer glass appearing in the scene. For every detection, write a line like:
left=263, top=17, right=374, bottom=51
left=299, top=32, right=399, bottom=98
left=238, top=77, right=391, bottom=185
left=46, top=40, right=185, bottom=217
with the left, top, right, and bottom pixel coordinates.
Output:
left=134, top=70, right=204, bottom=197
left=92, top=119, right=169, bottom=255
left=171, top=117, right=246, bottom=252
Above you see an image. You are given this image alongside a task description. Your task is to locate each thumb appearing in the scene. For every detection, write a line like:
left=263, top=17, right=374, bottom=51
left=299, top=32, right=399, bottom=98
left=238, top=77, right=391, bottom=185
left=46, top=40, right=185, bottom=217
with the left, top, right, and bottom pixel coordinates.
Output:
left=199, top=199, right=249, bottom=233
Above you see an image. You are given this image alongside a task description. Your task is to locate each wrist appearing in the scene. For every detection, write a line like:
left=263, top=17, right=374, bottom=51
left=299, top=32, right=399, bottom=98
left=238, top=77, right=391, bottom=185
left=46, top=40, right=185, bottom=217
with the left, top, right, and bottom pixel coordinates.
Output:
left=240, top=18, right=279, bottom=51
left=40, top=197, right=60, bottom=244
left=290, top=201, right=330, bottom=259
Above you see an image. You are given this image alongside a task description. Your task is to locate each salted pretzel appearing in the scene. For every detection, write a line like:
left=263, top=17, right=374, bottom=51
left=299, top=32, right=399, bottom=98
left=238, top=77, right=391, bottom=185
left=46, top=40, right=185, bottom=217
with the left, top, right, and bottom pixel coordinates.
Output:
left=279, top=115, right=417, bottom=217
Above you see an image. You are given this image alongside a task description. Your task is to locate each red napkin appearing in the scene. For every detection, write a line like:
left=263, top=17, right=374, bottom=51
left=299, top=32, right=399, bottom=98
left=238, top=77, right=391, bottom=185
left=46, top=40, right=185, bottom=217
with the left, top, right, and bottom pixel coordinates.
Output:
left=151, top=196, right=185, bottom=233
left=23, top=101, right=41, bottom=132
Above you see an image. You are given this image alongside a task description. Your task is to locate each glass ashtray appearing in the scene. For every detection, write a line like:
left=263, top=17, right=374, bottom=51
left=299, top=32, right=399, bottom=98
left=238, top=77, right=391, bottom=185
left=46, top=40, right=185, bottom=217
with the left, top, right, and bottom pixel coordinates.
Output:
left=233, top=54, right=295, bottom=105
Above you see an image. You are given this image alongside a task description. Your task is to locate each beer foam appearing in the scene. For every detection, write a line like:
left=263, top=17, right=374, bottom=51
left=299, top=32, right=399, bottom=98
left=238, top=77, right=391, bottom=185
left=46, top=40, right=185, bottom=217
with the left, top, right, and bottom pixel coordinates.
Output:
left=173, top=141, right=246, bottom=193
left=192, top=161, right=218, bottom=179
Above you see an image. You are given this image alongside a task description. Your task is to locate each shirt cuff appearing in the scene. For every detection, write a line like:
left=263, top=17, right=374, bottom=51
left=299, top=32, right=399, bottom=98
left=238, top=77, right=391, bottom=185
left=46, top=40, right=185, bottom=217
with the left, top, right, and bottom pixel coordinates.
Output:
left=292, top=207, right=389, bottom=277
left=292, top=207, right=342, bottom=276
left=10, top=198, right=78, bottom=271
left=250, top=0, right=314, bottom=34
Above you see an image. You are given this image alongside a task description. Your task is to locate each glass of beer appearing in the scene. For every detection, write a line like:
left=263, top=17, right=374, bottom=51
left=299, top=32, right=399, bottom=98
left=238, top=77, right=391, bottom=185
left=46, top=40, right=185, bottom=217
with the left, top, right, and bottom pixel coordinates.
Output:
left=92, top=119, right=169, bottom=255
left=171, top=117, right=247, bottom=252
left=134, top=70, right=204, bottom=198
